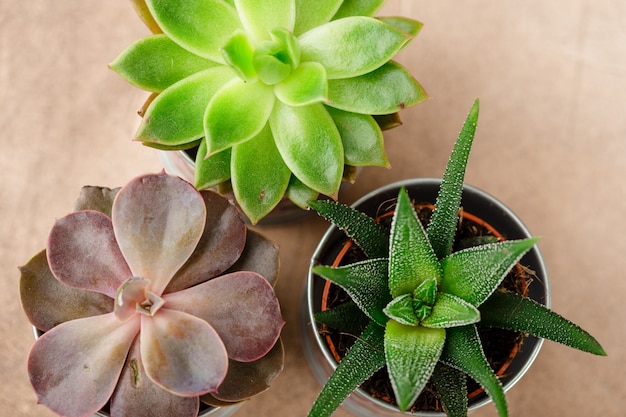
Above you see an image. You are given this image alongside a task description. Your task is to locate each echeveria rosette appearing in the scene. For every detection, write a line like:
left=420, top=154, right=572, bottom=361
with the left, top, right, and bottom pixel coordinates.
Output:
left=111, top=0, right=427, bottom=223
left=307, top=100, right=605, bottom=417
left=20, top=172, right=284, bottom=417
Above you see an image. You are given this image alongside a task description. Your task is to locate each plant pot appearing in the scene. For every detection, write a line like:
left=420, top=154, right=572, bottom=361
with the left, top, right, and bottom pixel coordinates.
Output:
left=32, top=328, right=244, bottom=417
left=301, top=178, right=549, bottom=417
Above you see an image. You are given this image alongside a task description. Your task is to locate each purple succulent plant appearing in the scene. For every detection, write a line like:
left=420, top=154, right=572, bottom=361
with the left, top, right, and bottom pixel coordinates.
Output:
left=20, top=172, right=285, bottom=417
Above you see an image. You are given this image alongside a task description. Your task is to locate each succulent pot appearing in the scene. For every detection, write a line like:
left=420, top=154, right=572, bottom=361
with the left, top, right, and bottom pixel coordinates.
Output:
left=33, top=327, right=244, bottom=417
left=301, top=178, right=550, bottom=417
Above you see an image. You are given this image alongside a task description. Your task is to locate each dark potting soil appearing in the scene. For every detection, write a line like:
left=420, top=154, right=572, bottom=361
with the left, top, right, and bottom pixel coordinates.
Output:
left=318, top=203, right=534, bottom=413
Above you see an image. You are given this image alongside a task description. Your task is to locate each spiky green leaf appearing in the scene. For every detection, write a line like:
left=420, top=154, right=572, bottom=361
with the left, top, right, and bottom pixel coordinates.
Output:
left=384, top=321, right=446, bottom=411
left=480, top=291, right=606, bottom=356
left=312, top=259, right=391, bottom=327
left=307, top=322, right=385, bottom=417
left=389, top=187, right=442, bottom=297
left=427, top=99, right=479, bottom=259
left=327, top=61, right=427, bottom=115
left=441, top=238, right=539, bottom=307
left=384, top=294, right=420, bottom=326
left=431, top=363, right=468, bottom=417
left=421, top=293, right=480, bottom=329
left=309, top=199, right=389, bottom=259
left=441, top=325, right=508, bottom=417
left=314, top=301, right=370, bottom=336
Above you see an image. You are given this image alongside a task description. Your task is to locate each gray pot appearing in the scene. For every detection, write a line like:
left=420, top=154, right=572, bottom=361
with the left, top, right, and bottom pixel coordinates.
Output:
left=301, top=178, right=549, bottom=417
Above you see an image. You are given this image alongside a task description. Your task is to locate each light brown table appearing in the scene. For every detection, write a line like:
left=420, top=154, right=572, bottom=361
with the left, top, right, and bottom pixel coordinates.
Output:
left=2, top=1, right=624, bottom=416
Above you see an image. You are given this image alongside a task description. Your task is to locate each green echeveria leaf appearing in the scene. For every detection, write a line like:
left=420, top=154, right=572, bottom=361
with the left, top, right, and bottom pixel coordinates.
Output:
left=480, top=291, right=606, bottom=356
left=428, top=99, right=479, bottom=260
left=384, top=321, right=446, bottom=412
left=389, top=187, right=442, bottom=297
left=431, top=363, right=468, bottom=417
left=384, top=294, right=420, bottom=326
left=110, top=34, right=215, bottom=92
left=205, top=79, right=275, bottom=154
left=136, top=67, right=235, bottom=146
left=221, top=30, right=258, bottom=82
left=235, top=0, right=295, bottom=42
left=332, top=0, right=385, bottom=19
left=300, top=16, right=409, bottom=80
left=327, top=61, right=427, bottom=115
left=312, top=259, right=391, bottom=327
left=308, top=199, right=389, bottom=259
left=130, top=0, right=163, bottom=34
left=269, top=101, right=343, bottom=197
left=420, top=293, right=480, bottom=329
left=274, top=62, right=328, bottom=106
left=231, top=124, right=291, bottom=224
left=285, top=176, right=318, bottom=209
left=441, top=325, right=508, bottom=417
left=326, top=107, right=387, bottom=167
left=294, top=0, right=342, bottom=35
left=307, top=322, right=385, bottom=417
left=378, top=17, right=424, bottom=38
left=146, top=0, right=241, bottom=63
left=440, top=238, right=539, bottom=307
left=194, top=139, right=232, bottom=190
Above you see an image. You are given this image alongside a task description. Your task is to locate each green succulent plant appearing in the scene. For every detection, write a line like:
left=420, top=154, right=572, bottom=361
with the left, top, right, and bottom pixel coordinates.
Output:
left=111, top=0, right=427, bottom=223
left=307, top=100, right=606, bottom=417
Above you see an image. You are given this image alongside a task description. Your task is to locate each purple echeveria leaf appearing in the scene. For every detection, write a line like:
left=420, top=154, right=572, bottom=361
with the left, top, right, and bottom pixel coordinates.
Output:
left=28, top=313, right=140, bottom=417
left=224, top=229, right=280, bottom=287
left=140, top=309, right=228, bottom=396
left=112, top=173, right=206, bottom=296
left=165, top=190, right=246, bottom=293
left=163, top=271, right=284, bottom=362
left=47, top=210, right=132, bottom=299
left=111, top=337, right=200, bottom=417
left=20, top=250, right=113, bottom=332
left=211, top=338, right=284, bottom=402
left=72, top=186, right=120, bottom=216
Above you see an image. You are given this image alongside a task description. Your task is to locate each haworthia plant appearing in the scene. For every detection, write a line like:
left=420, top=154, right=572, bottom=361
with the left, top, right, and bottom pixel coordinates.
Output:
left=308, top=100, right=605, bottom=417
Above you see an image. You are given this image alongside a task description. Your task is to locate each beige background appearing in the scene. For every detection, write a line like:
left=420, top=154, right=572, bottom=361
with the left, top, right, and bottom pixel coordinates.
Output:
left=2, top=1, right=624, bottom=416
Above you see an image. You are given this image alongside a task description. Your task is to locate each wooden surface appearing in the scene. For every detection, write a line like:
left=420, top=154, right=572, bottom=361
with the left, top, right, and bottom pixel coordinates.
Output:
left=2, top=1, right=624, bottom=416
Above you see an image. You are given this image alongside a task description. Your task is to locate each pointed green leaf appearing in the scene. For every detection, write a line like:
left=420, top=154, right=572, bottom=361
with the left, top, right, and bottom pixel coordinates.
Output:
left=327, top=61, right=428, bottom=115
left=378, top=17, right=423, bottom=39
left=326, top=106, right=388, bottom=167
left=307, top=322, right=385, bottom=417
left=427, top=99, right=479, bottom=259
left=431, top=363, right=468, bottom=417
left=312, top=259, right=391, bottom=327
left=269, top=101, right=343, bottom=197
left=414, top=276, right=437, bottom=305
left=285, top=176, right=318, bottom=209
left=373, top=112, right=402, bottom=131
left=136, top=67, right=235, bottom=146
left=194, top=141, right=232, bottom=190
left=314, top=301, right=370, bottom=336
left=480, top=291, right=606, bottom=356
left=389, top=187, right=442, bottom=297
left=235, top=0, right=295, bottom=41
left=441, top=325, right=508, bottom=417
left=384, top=294, right=420, bottom=326
left=231, top=124, right=291, bottom=224
left=421, top=293, right=480, bottom=329
left=384, top=321, right=446, bottom=411
left=274, top=62, right=328, bottom=106
left=110, top=35, right=215, bottom=92
left=221, top=30, right=258, bottom=82
left=300, top=17, right=410, bottom=79
left=308, top=199, right=389, bottom=259
left=441, top=238, right=539, bottom=307
left=130, top=0, right=163, bottom=34
left=146, top=0, right=241, bottom=62
left=332, top=0, right=385, bottom=19
left=205, top=79, right=275, bottom=154
left=294, top=0, right=342, bottom=35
